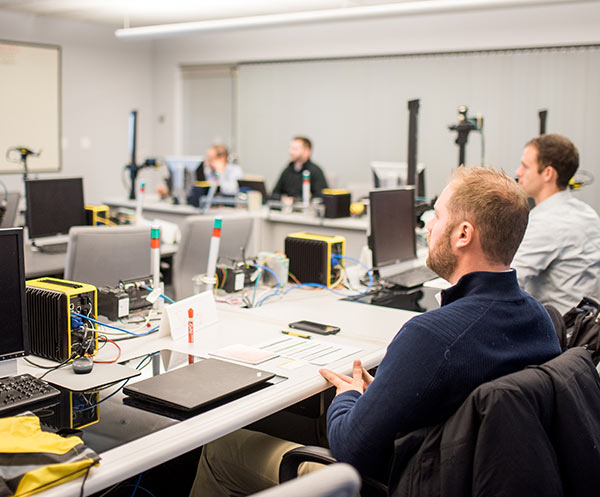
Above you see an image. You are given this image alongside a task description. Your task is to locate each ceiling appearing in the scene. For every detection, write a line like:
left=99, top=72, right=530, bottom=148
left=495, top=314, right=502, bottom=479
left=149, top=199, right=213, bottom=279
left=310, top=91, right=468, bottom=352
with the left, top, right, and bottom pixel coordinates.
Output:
left=0, top=0, right=433, bottom=28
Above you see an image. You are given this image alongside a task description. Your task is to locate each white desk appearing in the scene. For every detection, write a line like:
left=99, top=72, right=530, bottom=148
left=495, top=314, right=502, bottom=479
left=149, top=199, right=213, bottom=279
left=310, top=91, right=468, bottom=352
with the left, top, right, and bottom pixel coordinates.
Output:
left=104, top=198, right=369, bottom=259
left=32, top=292, right=414, bottom=497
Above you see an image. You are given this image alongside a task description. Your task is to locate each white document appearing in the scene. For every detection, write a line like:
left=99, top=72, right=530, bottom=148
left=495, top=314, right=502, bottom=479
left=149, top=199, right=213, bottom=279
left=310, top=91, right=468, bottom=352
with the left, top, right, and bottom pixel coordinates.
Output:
left=260, top=336, right=362, bottom=367
left=158, top=291, right=218, bottom=340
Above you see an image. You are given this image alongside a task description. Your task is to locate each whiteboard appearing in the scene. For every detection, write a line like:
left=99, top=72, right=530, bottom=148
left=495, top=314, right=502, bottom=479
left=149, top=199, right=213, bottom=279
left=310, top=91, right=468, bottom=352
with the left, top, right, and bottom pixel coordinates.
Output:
left=0, top=40, right=61, bottom=174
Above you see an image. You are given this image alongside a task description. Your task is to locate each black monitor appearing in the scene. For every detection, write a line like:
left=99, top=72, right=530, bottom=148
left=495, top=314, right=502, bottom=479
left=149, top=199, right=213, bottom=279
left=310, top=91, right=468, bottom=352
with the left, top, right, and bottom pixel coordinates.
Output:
left=0, top=228, right=29, bottom=362
left=369, top=187, right=416, bottom=268
left=25, top=178, right=86, bottom=239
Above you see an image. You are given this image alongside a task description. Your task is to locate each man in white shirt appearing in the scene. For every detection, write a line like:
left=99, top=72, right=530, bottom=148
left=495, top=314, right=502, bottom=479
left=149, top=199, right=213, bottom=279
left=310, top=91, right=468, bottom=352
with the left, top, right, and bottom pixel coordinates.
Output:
left=512, top=134, right=600, bottom=314
left=198, top=144, right=243, bottom=196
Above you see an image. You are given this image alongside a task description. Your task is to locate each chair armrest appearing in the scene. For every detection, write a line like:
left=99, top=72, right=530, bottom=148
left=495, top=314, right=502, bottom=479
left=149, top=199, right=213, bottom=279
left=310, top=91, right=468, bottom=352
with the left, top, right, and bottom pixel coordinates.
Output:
left=279, top=446, right=336, bottom=483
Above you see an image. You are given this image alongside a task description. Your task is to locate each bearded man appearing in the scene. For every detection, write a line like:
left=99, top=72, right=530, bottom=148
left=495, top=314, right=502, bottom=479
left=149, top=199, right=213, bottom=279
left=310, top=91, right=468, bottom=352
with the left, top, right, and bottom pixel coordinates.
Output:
left=190, top=166, right=561, bottom=496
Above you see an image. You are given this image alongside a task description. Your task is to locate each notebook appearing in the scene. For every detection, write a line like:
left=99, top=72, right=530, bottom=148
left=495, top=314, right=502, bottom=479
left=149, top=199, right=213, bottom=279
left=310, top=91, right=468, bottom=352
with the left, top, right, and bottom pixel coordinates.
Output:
left=122, top=358, right=275, bottom=415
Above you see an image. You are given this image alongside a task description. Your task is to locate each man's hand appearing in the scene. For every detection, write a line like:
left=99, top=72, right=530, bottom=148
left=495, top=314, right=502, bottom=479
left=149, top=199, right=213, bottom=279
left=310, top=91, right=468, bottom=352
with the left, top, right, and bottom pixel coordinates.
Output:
left=320, top=360, right=374, bottom=396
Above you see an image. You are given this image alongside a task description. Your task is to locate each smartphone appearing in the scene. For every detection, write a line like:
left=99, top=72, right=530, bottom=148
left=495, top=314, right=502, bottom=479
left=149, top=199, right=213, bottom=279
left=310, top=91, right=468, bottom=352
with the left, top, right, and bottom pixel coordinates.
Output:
left=288, top=320, right=341, bottom=335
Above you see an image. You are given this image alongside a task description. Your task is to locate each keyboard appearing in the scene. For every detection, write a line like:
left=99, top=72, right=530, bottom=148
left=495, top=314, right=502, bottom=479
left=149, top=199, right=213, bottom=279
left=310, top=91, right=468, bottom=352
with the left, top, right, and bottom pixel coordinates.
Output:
left=34, top=242, right=69, bottom=254
left=0, top=373, right=61, bottom=416
left=385, top=265, right=437, bottom=289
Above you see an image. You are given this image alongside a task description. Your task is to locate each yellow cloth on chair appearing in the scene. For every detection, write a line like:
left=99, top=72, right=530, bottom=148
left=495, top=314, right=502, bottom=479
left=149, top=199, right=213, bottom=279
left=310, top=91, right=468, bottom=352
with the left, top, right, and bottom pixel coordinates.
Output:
left=0, top=415, right=100, bottom=497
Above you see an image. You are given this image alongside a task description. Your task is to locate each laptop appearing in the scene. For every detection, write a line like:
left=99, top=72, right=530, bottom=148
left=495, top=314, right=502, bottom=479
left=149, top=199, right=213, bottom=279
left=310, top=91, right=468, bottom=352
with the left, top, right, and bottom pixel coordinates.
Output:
left=369, top=187, right=436, bottom=288
left=123, top=358, right=275, bottom=416
left=0, top=192, right=20, bottom=229
left=238, top=179, right=268, bottom=201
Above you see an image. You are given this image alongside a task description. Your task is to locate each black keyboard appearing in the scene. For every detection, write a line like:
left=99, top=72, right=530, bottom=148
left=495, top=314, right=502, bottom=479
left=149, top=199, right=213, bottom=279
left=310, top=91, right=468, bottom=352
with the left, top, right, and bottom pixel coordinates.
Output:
left=34, top=242, right=68, bottom=254
left=0, top=373, right=61, bottom=416
left=385, top=265, right=437, bottom=289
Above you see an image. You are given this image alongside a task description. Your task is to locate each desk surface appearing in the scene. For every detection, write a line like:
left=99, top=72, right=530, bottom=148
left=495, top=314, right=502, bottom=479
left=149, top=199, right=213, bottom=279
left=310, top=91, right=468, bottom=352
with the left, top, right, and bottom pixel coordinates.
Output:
left=27, top=292, right=412, bottom=497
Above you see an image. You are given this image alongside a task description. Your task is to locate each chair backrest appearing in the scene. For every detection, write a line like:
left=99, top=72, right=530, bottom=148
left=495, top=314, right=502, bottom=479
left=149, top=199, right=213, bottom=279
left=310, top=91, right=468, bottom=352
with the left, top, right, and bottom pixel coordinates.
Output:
left=172, top=215, right=253, bottom=300
left=64, top=225, right=151, bottom=287
left=251, top=463, right=360, bottom=497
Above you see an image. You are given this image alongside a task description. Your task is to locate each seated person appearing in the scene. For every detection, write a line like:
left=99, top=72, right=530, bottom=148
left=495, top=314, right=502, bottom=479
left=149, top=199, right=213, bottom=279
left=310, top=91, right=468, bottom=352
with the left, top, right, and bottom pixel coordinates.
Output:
left=512, top=134, right=600, bottom=314
left=189, top=166, right=561, bottom=496
left=196, top=144, right=243, bottom=196
left=271, top=136, right=328, bottom=199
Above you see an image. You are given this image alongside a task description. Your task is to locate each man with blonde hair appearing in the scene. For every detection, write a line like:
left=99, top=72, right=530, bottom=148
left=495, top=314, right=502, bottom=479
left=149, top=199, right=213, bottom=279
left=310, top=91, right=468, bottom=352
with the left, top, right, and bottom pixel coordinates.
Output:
left=190, top=167, right=560, bottom=495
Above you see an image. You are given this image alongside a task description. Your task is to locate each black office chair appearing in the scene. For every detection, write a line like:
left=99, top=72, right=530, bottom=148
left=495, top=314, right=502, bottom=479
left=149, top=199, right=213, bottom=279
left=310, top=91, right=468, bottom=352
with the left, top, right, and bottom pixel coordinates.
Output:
left=280, top=348, right=600, bottom=497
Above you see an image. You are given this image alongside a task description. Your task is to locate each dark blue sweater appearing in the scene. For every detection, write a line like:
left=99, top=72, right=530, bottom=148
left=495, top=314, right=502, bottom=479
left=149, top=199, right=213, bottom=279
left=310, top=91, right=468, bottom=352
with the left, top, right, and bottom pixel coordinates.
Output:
left=326, top=270, right=561, bottom=477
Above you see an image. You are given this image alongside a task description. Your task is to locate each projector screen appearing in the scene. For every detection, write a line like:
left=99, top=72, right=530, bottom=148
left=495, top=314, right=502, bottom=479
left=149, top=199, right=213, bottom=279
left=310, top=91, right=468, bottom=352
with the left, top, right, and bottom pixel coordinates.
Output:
left=0, top=40, right=61, bottom=174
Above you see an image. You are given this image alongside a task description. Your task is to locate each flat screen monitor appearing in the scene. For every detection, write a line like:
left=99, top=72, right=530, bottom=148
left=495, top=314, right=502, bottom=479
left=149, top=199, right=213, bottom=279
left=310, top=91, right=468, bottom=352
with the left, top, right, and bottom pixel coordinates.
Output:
left=0, top=228, right=29, bottom=362
left=371, top=162, right=407, bottom=188
left=25, top=178, right=86, bottom=239
left=369, top=187, right=416, bottom=268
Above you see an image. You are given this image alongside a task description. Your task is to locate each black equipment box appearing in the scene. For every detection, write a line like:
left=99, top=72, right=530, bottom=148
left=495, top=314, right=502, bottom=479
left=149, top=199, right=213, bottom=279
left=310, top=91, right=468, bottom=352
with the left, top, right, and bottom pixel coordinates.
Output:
left=321, top=189, right=351, bottom=218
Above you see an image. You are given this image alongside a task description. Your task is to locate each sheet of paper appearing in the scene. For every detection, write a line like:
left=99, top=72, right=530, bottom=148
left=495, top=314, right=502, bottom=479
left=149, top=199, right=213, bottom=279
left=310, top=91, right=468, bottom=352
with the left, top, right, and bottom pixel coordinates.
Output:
left=209, top=344, right=279, bottom=365
left=259, top=336, right=361, bottom=366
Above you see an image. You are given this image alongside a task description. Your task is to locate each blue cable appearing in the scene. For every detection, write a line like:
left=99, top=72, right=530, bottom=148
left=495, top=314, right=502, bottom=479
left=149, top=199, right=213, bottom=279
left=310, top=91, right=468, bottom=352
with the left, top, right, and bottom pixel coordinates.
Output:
left=76, top=353, right=158, bottom=412
left=71, top=312, right=159, bottom=337
left=254, top=263, right=282, bottom=307
left=142, top=285, right=175, bottom=304
left=130, top=473, right=142, bottom=497
left=120, top=484, right=157, bottom=497
left=283, top=254, right=374, bottom=299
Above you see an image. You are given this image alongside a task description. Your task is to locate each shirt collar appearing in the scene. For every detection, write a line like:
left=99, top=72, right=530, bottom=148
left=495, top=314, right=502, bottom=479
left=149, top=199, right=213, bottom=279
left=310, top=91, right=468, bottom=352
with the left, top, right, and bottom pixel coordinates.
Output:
left=534, top=189, right=571, bottom=210
left=440, top=270, right=521, bottom=306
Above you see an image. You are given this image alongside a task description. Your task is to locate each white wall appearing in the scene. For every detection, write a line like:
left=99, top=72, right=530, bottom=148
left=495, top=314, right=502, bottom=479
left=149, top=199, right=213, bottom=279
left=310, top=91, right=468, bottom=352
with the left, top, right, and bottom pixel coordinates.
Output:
left=151, top=1, right=600, bottom=202
left=0, top=10, right=155, bottom=204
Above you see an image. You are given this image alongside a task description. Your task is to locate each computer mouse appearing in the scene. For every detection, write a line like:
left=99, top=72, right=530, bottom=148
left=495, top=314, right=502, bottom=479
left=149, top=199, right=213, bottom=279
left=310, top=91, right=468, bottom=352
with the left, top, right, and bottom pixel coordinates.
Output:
left=72, top=356, right=94, bottom=374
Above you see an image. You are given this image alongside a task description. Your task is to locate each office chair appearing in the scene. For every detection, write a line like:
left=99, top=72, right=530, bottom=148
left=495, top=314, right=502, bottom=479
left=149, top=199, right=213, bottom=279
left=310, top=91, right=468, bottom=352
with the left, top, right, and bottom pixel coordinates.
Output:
left=64, top=225, right=151, bottom=287
left=253, top=463, right=360, bottom=497
left=172, top=215, right=253, bottom=300
left=280, top=348, right=600, bottom=497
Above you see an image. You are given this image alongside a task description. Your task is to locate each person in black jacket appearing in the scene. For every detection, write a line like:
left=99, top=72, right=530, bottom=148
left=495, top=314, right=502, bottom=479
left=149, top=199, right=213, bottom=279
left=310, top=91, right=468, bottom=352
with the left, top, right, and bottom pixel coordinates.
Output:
left=271, top=136, right=328, bottom=199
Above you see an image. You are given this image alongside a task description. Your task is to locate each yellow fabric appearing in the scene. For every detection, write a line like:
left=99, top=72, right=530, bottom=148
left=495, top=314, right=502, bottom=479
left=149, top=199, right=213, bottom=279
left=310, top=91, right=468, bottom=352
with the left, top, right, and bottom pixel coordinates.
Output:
left=0, top=416, right=99, bottom=497
left=0, top=417, right=82, bottom=455
left=14, top=462, right=91, bottom=497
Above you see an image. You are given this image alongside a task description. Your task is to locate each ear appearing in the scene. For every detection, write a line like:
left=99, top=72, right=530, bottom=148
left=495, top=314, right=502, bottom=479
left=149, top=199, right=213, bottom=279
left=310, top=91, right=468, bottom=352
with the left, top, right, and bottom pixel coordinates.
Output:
left=454, top=221, right=475, bottom=249
left=542, top=165, right=557, bottom=183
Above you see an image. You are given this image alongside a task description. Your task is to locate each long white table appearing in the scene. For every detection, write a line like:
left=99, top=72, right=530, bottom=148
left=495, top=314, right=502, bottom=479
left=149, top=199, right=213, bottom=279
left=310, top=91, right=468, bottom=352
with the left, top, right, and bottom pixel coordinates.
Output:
left=104, top=198, right=369, bottom=259
left=30, top=291, right=414, bottom=497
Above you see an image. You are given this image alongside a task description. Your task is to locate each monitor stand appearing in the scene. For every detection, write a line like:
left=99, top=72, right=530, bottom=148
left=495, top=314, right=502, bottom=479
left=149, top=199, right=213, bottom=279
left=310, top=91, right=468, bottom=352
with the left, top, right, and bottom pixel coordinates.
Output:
left=0, top=358, right=18, bottom=378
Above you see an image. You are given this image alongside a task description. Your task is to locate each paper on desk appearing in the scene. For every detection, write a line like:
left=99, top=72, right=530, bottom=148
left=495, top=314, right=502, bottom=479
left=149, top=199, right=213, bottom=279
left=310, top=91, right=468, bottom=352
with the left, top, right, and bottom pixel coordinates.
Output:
left=209, top=344, right=278, bottom=365
left=158, top=291, right=218, bottom=340
left=259, top=337, right=362, bottom=366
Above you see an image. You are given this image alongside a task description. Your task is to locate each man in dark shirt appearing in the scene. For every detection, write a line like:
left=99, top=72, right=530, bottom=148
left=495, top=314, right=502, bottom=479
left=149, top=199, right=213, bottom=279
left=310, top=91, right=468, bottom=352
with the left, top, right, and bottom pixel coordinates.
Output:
left=190, top=167, right=561, bottom=496
left=271, top=136, right=328, bottom=199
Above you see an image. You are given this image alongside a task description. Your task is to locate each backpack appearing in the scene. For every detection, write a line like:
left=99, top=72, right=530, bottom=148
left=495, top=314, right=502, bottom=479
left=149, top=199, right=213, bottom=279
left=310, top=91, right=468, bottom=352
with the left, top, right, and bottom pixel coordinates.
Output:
left=545, top=297, right=600, bottom=366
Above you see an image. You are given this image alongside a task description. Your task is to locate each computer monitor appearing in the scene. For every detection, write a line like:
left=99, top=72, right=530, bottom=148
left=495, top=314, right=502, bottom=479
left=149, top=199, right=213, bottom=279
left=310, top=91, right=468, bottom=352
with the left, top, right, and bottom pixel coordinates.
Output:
left=371, top=161, right=426, bottom=196
left=238, top=179, right=268, bottom=201
left=371, top=162, right=407, bottom=189
left=369, top=187, right=416, bottom=268
left=0, top=192, right=20, bottom=229
left=0, top=228, right=29, bottom=365
left=25, top=178, right=86, bottom=239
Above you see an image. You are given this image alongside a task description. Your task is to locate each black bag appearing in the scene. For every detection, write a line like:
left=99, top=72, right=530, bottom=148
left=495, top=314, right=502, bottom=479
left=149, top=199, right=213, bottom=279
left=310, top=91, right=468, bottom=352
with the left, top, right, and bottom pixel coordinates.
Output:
left=545, top=297, right=600, bottom=365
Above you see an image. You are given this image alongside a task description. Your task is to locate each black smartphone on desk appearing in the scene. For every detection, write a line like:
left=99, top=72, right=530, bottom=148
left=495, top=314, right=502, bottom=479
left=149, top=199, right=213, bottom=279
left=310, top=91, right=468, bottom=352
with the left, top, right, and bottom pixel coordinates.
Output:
left=288, top=320, right=341, bottom=335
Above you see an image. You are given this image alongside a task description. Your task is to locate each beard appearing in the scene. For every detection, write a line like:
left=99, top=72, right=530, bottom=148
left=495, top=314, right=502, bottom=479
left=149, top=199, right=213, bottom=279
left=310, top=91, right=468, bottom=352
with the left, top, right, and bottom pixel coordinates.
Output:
left=426, top=224, right=458, bottom=282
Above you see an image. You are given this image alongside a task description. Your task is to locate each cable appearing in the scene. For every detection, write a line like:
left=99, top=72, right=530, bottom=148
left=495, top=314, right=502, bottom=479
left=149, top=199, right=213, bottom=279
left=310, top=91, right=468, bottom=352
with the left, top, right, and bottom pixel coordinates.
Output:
left=93, top=336, right=122, bottom=364
left=283, top=254, right=374, bottom=299
left=130, top=473, right=142, bottom=497
left=71, top=312, right=159, bottom=337
left=251, top=268, right=262, bottom=308
left=76, top=353, right=156, bottom=413
left=142, top=285, right=175, bottom=304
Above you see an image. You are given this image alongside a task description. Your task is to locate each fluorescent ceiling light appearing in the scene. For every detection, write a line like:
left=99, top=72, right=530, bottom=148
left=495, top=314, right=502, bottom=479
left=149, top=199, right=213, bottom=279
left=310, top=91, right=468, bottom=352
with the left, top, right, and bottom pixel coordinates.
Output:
left=115, top=0, right=592, bottom=39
